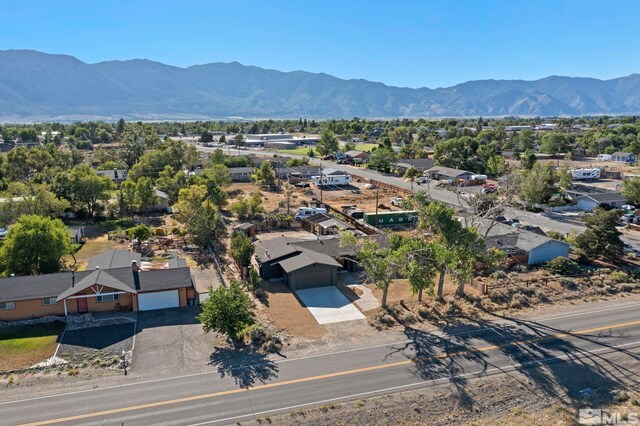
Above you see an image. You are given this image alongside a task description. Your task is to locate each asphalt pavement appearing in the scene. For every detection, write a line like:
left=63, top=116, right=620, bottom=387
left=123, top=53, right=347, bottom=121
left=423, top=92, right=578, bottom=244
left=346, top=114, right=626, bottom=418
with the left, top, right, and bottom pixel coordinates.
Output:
left=4, top=300, right=640, bottom=425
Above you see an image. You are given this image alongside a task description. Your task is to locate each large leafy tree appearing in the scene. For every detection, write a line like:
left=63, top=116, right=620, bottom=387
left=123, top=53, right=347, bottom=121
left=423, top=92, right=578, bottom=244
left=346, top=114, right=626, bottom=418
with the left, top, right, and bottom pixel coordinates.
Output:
left=518, top=163, right=557, bottom=207
left=63, top=165, right=116, bottom=217
left=0, top=215, right=71, bottom=275
left=575, top=209, right=624, bottom=262
left=0, top=183, right=69, bottom=226
left=252, top=160, right=276, bottom=188
left=316, top=129, right=339, bottom=156
left=174, top=185, right=208, bottom=223
left=622, top=177, right=640, bottom=205
left=395, top=238, right=438, bottom=302
left=188, top=200, right=223, bottom=248
left=230, top=232, right=255, bottom=267
left=198, top=281, right=255, bottom=341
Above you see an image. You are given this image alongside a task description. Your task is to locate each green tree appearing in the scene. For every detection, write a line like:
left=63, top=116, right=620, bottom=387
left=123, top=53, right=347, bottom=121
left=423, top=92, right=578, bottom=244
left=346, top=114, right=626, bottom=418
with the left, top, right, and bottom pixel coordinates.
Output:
left=519, top=149, right=537, bottom=170
left=200, top=130, right=213, bottom=143
left=188, top=200, right=223, bottom=247
left=67, top=166, right=116, bottom=218
left=252, top=160, right=276, bottom=188
left=155, top=166, right=186, bottom=204
left=0, top=215, right=71, bottom=275
left=120, top=179, right=138, bottom=214
left=174, top=185, right=208, bottom=223
left=197, top=281, right=255, bottom=341
left=136, top=176, right=157, bottom=212
left=486, top=155, right=507, bottom=177
left=316, top=129, right=339, bottom=156
left=230, top=232, right=255, bottom=268
left=403, top=166, right=421, bottom=191
left=396, top=239, right=438, bottom=302
left=518, top=163, right=557, bottom=207
left=575, top=209, right=624, bottom=262
left=368, top=148, right=396, bottom=172
left=540, top=132, right=572, bottom=154
left=126, top=225, right=152, bottom=251
left=622, top=177, right=640, bottom=205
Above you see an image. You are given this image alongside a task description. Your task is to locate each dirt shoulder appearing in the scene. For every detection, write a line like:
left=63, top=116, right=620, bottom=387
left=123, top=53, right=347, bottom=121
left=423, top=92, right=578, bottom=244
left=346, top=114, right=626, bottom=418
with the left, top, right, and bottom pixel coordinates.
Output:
left=242, top=348, right=640, bottom=426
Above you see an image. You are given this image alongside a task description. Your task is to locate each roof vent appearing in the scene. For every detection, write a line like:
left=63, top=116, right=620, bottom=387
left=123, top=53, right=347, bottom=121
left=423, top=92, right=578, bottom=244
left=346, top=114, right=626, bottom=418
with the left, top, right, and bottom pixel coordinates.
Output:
left=95, top=266, right=100, bottom=270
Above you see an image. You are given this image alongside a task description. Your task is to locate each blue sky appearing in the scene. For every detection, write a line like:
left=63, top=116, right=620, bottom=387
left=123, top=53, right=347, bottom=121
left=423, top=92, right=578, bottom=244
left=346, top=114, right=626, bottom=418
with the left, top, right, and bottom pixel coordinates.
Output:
left=1, top=0, right=639, bottom=88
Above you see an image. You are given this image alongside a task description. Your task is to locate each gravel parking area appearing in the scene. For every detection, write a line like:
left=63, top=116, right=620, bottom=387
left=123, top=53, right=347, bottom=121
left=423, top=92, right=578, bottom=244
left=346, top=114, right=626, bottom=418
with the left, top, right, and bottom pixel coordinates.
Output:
left=57, top=322, right=135, bottom=366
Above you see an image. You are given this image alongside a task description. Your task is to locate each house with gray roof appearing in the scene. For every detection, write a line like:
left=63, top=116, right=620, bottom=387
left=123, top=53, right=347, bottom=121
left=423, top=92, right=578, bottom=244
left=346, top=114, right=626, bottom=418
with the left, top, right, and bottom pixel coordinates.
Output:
left=577, top=192, right=627, bottom=212
left=482, top=222, right=569, bottom=265
left=0, top=250, right=194, bottom=321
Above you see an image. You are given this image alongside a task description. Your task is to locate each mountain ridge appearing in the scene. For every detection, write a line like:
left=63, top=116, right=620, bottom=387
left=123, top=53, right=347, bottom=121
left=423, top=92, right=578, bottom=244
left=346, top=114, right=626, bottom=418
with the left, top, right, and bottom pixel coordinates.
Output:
left=1, top=49, right=640, bottom=121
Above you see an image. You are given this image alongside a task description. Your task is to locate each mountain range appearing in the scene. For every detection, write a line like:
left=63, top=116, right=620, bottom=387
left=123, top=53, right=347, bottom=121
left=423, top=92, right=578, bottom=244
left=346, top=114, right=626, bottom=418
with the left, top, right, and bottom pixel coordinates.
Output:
left=1, top=49, right=640, bottom=121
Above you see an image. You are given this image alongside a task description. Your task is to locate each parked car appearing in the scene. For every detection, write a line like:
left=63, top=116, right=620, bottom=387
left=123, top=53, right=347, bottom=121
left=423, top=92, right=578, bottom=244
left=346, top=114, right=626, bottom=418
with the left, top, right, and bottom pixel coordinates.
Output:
left=391, top=196, right=405, bottom=207
left=337, top=158, right=354, bottom=165
left=621, top=214, right=635, bottom=222
left=633, top=217, right=640, bottom=225
left=415, top=176, right=429, bottom=184
left=622, top=204, right=636, bottom=211
left=482, top=186, right=497, bottom=194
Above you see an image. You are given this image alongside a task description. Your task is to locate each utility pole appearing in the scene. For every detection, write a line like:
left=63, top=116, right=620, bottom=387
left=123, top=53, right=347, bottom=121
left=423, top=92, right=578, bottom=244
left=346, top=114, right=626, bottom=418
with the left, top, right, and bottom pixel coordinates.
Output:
left=375, top=186, right=379, bottom=227
left=320, top=160, right=323, bottom=203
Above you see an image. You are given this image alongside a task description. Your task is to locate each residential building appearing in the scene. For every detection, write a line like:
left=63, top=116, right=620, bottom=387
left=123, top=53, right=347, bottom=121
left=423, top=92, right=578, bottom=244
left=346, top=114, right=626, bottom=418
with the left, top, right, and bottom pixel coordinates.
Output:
left=344, top=150, right=370, bottom=162
left=424, top=166, right=474, bottom=181
left=577, top=193, right=628, bottom=212
left=228, top=167, right=254, bottom=182
left=0, top=250, right=194, bottom=321
left=303, top=213, right=353, bottom=236
left=96, top=169, right=129, bottom=185
left=483, top=223, right=569, bottom=265
left=611, top=152, right=637, bottom=164
left=68, top=226, right=85, bottom=245
left=393, top=158, right=435, bottom=173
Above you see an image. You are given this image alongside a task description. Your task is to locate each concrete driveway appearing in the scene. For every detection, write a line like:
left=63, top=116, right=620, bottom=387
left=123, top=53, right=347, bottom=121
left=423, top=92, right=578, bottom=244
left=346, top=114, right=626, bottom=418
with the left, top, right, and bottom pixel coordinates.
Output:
left=132, top=307, right=222, bottom=376
left=296, top=287, right=365, bottom=325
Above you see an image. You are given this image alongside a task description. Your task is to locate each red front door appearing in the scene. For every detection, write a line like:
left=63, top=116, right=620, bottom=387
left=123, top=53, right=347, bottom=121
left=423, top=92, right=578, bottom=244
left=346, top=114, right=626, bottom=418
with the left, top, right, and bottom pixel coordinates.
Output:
left=76, top=297, right=88, bottom=313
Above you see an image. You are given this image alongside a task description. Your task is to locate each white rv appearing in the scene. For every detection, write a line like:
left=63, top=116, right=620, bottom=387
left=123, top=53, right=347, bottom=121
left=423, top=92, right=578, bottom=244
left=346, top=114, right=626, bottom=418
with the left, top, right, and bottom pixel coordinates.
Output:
left=311, top=174, right=353, bottom=187
left=597, top=154, right=612, bottom=161
left=294, top=207, right=328, bottom=220
left=571, top=168, right=601, bottom=180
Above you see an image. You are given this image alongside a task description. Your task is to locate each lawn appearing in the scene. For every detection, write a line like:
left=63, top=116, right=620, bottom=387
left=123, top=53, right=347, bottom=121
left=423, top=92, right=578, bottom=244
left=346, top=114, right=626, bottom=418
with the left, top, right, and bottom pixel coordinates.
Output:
left=274, top=146, right=316, bottom=156
left=0, top=322, right=66, bottom=371
left=353, top=143, right=379, bottom=152
left=64, top=234, right=128, bottom=270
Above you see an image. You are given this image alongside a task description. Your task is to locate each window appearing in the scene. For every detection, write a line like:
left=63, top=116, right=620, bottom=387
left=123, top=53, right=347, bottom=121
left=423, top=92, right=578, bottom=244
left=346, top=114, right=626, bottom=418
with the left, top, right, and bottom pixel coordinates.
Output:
left=96, top=294, right=120, bottom=303
left=0, top=301, right=15, bottom=310
left=42, top=297, right=57, bottom=306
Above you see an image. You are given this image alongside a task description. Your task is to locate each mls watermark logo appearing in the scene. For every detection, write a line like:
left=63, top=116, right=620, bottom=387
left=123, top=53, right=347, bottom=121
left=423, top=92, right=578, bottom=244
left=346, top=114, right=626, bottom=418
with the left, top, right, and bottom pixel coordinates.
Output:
left=579, top=408, right=639, bottom=424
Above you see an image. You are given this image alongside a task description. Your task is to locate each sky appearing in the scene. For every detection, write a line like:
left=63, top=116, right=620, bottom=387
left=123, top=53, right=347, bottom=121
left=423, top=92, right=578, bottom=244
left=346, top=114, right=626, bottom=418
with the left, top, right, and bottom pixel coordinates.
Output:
left=1, top=0, right=639, bottom=88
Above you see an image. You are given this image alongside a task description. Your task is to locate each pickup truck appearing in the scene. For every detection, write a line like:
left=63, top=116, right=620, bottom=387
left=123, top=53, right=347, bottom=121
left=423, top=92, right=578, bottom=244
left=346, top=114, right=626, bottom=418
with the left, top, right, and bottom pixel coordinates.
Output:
left=390, top=196, right=405, bottom=207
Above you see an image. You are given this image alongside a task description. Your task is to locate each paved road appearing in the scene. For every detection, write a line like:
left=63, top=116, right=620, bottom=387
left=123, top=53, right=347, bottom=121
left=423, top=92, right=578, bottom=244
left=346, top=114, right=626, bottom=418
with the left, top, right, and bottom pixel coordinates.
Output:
left=4, top=300, right=640, bottom=425
left=205, top=146, right=640, bottom=249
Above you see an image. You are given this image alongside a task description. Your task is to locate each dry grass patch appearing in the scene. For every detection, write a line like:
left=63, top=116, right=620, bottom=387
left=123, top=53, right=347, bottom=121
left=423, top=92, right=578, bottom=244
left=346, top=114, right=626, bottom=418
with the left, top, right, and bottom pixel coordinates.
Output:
left=0, top=322, right=65, bottom=371
left=65, top=234, right=128, bottom=270
left=261, top=281, right=324, bottom=340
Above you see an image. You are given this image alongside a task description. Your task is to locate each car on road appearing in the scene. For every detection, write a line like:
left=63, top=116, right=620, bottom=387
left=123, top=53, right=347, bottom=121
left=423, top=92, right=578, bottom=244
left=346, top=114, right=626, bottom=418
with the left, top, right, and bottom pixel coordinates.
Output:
left=415, top=176, right=429, bottom=184
left=391, top=196, right=405, bottom=207
left=337, top=158, right=354, bottom=165
left=322, top=155, right=334, bottom=160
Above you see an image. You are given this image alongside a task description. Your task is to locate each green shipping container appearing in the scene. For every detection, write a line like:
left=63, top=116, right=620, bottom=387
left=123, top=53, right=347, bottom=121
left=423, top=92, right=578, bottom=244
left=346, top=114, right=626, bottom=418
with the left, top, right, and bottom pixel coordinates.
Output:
left=363, top=210, right=418, bottom=227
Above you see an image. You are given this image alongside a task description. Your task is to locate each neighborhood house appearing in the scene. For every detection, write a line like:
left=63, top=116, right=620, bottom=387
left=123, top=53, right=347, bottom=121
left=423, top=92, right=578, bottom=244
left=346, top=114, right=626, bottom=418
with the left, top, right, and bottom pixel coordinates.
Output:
left=0, top=249, right=194, bottom=321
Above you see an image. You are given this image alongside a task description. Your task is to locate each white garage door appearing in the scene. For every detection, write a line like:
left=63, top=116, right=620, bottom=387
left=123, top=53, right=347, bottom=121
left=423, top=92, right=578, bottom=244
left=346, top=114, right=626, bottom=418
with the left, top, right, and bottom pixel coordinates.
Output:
left=138, top=290, right=179, bottom=311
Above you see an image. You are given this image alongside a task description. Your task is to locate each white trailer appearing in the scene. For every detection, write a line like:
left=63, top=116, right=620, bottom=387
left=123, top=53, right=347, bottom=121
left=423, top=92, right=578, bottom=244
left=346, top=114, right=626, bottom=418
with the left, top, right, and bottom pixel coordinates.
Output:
left=571, top=168, right=601, bottom=180
left=311, top=174, right=353, bottom=186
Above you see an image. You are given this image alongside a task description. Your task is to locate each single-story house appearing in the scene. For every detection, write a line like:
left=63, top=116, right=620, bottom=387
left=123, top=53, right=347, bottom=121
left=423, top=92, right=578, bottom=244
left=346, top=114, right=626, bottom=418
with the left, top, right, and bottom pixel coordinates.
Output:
left=68, top=226, right=85, bottom=245
left=483, top=223, right=570, bottom=265
left=344, top=150, right=370, bottom=162
left=253, top=235, right=367, bottom=289
left=611, top=152, right=637, bottom=164
left=96, top=169, right=129, bottom=185
left=303, top=213, right=353, bottom=236
left=425, top=166, right=474, bottom=181
left=228, top=167, right=254, bottom=182
left=280, top=166, right=321, bottom=181
left=154, top=188, right=171, bottom=211
left=87, top=249, right=187, bottom=271
left=0, top=260, right=194, bottom=321
left=577, top=192, right=628, bottom=212
left=393, top=158, right=435, bottom=173
left=279, top=251, right=340, bottom=290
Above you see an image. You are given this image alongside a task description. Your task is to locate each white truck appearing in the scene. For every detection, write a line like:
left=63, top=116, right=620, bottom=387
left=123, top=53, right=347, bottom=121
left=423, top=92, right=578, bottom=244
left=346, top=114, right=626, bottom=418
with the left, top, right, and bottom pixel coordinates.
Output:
left=571, top=168, right=601, bottom=180
left=311, top=174, right=353, bottom=187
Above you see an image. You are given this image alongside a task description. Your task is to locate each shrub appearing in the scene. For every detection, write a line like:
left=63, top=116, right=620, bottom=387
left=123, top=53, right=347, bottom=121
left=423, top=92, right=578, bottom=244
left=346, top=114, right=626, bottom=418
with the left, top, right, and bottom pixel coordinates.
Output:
left=154, top=227, right=165, bottom=236
left=614, top=390, right=631, bottom=403
left=546, top=230, right=565, bottom=241
left=559, top=278, right=578, bottom=290
left=610, top=271, right=630, bottom=283
left=544, top=257, right=581, bottom=276
left=399, top=310, right=418, bottom=324
left=509, top=293, right=529, bottom=309
left=536, top=290, right=550, bottom=303
left=490, top=270, right=508, bottom=280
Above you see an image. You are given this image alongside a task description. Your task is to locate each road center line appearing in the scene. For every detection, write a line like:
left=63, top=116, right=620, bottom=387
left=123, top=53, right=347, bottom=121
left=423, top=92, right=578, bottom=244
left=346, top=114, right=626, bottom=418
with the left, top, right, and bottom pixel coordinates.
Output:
left=19, top=318, right=640, bottom=426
